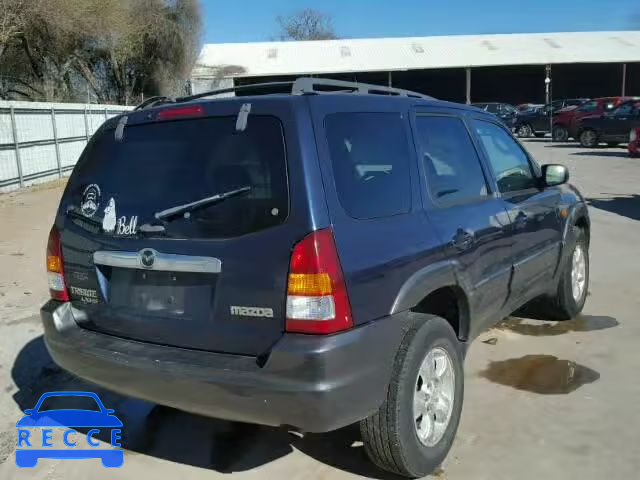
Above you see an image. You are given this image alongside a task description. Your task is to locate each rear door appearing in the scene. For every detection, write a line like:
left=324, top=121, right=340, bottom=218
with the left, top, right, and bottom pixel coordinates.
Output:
left=411, top=109, right=513, bottom=334
left=471, top=119, right=562, bottom=301
left=59, top=100, right=311, bottom=356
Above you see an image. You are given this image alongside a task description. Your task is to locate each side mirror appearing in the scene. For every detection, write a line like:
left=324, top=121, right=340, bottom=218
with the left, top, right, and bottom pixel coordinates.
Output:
left=24, top=409, right=34, bottom=415
left=542, top=164, right=569, bottom=187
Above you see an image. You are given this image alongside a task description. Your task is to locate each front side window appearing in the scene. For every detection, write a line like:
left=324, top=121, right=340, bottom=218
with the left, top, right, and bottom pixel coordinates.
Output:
left=577, top=101, right=597, bottom=113
left=473, top=120, right=538, bottom=193
left=415, top=115, right=488, bottom=204
left=325, top=113, right=412, bottom=219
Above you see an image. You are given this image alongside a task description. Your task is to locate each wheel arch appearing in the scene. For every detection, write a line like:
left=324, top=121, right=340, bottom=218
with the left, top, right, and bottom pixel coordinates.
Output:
left=390, top=261, right=471, bottom=341
left=557, top=202, right=590, bottom=275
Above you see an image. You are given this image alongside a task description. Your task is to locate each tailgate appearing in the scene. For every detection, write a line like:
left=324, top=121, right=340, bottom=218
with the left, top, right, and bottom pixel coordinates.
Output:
left=59, top=107, right=304, bottom=356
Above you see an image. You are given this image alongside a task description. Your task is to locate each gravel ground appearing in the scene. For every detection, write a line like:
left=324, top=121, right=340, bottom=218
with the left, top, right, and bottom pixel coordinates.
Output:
left=0, top=140, right=639, bottom=479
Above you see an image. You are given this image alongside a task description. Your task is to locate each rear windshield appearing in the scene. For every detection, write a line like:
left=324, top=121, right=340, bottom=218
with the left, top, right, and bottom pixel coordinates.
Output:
left=67, top=115, right=288, bottom=239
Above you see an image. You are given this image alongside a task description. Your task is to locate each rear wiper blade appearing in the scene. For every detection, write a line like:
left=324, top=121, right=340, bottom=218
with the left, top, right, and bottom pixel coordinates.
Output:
left=154, top=186, right=252, bottom=221
left=65, top=205, right=102, bottom=227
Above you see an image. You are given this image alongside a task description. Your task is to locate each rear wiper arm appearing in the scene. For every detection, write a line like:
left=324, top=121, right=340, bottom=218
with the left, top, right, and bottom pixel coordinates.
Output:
left=154, top=186, right=252, bottom=221
left=65, top=205, right=102, bottom=227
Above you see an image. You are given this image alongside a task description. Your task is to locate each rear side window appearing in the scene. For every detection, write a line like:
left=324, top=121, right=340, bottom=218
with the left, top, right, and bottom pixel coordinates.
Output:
left=68, top=116, right=288, bottom=238
left=613, top=103, right=634, bottom=116
left=414, top=115, right=488, bottom=204
left=325, top=113, right=412, bottom=219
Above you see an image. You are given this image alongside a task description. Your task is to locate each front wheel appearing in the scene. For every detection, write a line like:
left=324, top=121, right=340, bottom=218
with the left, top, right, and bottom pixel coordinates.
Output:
left=360, top=314, right=463, bottom=478
left=580, top=129, right=599, bottom=148
left=546, top=227, right=589, bottom=320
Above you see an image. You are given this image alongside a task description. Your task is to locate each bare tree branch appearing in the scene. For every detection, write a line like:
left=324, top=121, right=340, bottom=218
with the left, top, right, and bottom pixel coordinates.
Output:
left=277, top=9, right=338, bottom=41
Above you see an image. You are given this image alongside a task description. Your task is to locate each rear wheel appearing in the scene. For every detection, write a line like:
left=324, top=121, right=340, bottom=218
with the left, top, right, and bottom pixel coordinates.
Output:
left=552, top=125, right=569, bottom=142
left=360, top=314, right=463, bottom=478
left=545, top=227, right=589, bottom=320
left=516, top=123, right=533, bottom=138
left=580, top=129, right=599, bottom=148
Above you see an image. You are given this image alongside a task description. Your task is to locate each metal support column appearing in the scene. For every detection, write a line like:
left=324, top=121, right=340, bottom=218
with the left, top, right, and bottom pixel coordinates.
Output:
left=622, top=63, right=627, bottom=97
left=51, top=108, right=62, bottom=177
left=465, top=68, right=471, bottom=104
left=9, top=107, right=24, bottom=188
left=83, top=106, right=90, bottom=141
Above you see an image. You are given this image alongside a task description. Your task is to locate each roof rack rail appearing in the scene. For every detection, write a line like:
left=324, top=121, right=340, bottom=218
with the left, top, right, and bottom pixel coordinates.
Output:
left=176, top=82, right=295, bottom=104
left=133, top=96, right=175, bottom=111
left=291, top=77, right=434, bottom=99
left=134, top=77, right=433, bottom=111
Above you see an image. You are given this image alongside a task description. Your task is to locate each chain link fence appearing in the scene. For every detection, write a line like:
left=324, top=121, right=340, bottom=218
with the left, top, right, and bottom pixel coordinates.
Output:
left=0, top=101, right=133, bottom=193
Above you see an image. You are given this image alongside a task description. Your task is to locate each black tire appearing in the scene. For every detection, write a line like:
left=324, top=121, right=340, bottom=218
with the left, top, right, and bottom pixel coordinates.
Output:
left=579, top=129, right=599, bottom=148
left=360, top=314, right=464, bottom=478
left=516, top=123, right=533, bottom=138
left=545, top=227, right=589, bottom=320
left=534, top=132, right=546, bottom=138
left=552, top=125, right=569, bottom=142
left=606, top=142, right=619, bottom=148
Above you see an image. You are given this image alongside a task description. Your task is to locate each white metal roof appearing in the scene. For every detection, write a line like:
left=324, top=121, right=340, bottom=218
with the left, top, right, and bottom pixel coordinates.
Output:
left=193, top=31, right=640, bottom=79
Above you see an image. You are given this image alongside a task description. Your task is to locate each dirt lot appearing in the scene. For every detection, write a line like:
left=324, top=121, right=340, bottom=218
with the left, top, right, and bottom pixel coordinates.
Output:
left=1, top=140, right=639, bottom=480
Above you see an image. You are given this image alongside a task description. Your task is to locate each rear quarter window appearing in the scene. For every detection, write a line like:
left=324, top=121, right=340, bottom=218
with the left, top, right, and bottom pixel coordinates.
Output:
left=324, top=112, right=412, bottom=219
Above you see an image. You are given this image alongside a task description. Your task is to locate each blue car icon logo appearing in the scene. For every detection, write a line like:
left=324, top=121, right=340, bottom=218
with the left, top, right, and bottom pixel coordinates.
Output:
left=15, top=391, right=123, bottom=468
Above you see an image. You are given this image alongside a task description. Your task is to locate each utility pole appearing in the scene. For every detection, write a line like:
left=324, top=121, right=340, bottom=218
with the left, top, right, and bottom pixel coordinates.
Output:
left=545, top=65, right=552, bottom=142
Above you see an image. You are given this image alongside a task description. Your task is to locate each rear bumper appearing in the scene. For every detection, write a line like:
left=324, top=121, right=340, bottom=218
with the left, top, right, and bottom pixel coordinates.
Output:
left=41, top=301, right=407, bottom=433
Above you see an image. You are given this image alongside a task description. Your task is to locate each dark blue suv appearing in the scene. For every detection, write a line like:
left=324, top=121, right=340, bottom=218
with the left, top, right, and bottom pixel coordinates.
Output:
left=41, top=78, right=590, bottom=478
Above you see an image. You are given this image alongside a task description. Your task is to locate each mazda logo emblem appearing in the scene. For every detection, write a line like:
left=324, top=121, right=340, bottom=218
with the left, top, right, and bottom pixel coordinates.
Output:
left=139, top=249, right=156, bottom=269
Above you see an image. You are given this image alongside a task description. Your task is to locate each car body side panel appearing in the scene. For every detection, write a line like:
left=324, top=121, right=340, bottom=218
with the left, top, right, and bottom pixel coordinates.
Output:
left=307, top=96, right=443, bottom=326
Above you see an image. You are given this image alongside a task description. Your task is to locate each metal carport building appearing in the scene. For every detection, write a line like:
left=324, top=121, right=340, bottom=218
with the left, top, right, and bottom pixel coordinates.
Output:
left=191, top=31, right=640, bottom=104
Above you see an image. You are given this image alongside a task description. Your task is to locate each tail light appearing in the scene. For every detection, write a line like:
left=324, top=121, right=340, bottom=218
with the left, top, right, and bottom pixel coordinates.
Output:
left=286, top=229, right=353, bottom=334
left=46, top=227, right=69, bottom=302
left=631, top=129, right=638, bottom=142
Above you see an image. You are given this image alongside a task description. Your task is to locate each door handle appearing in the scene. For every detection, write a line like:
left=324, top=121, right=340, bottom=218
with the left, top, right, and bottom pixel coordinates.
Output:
left=451, top=229, right=474, bottom=251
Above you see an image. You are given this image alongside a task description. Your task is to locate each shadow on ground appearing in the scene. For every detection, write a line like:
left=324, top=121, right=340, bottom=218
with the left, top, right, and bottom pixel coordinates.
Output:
left=571, top=150, right=630, bottom=158
left=588, top=194, right=640, bottom=221
left=497, top=315, right=618, bottom=336
left=10, top=336, right=404, bottom=479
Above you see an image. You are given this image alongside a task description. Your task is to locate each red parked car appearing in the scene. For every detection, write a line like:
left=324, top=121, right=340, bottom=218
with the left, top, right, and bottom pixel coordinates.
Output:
left=552, top=97, right=633, bottom=142
left=630, top=128, right=640, bottom=157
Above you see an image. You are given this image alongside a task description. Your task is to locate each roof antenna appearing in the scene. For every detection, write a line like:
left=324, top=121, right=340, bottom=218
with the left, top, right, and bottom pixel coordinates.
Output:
left=115, top=116, right=128, bottom=142
left=236, top=103, right=251, bottom=132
